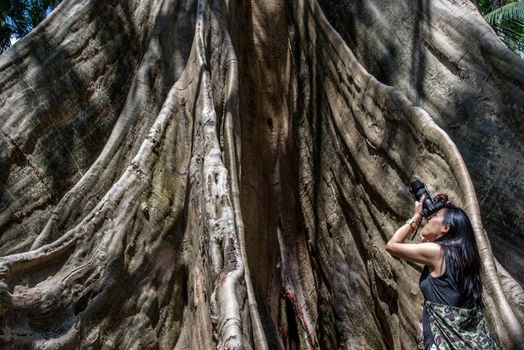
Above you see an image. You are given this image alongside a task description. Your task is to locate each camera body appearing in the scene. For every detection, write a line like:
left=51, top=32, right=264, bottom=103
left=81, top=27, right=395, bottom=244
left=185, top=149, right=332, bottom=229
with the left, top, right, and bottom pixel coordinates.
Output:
left=409, top=179, right=447, bottom=218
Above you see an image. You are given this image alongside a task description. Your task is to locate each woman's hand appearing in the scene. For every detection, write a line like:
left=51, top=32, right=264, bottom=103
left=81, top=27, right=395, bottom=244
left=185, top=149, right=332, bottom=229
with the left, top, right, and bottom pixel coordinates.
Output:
left=413, top=195, right=424, bottom=224
left=385, top=195, right=441, bottom=267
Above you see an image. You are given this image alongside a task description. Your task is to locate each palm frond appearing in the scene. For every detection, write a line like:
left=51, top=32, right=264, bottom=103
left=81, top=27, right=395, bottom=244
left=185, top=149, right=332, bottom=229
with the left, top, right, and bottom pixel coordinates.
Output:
left=485, top=1, right=524, bottom=57
left=0, top=25, right=12, bottom=52
left=0, top=0, right=62, bottom=54
left=485, top=1, right=524, bottom=23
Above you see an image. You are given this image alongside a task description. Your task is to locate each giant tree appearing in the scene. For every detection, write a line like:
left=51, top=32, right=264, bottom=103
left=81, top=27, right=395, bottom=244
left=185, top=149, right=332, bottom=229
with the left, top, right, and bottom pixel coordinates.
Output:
left=0, top=0, right=523, bottom=349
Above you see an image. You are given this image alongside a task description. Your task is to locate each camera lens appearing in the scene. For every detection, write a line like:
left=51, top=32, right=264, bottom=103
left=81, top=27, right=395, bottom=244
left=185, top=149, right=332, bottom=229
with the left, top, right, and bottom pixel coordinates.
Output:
left=409, top=179, right=435, bottom=218
left=409, top=180, right=426, bottom=200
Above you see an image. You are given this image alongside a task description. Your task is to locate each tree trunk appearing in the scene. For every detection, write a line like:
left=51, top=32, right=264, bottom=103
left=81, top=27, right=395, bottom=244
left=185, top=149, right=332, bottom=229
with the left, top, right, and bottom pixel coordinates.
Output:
left=0, top=0, right=522, bottom=349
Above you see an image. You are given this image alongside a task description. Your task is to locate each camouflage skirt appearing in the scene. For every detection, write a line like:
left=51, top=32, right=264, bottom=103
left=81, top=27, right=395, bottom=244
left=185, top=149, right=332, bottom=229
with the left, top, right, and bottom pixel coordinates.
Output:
left=426, top=301, right=500, bottom=349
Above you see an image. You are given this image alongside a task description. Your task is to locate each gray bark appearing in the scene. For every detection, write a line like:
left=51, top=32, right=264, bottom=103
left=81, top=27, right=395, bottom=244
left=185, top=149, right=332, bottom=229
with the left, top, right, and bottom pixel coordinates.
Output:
left=0, top=0, right=522, bottom=349
left=317, top=0, right=524, bottom=289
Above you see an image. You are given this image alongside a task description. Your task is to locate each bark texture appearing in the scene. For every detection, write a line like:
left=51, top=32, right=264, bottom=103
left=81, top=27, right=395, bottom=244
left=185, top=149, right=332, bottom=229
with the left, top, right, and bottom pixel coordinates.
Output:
left=0, top=0, right=522, bottom=349
left=317, top=0, right=524, bottom=292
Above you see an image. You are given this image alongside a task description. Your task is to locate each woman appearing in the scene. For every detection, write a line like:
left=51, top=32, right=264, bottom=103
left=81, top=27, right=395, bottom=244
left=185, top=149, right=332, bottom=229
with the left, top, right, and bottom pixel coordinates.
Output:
left=386, top=194, right=499, bottom=349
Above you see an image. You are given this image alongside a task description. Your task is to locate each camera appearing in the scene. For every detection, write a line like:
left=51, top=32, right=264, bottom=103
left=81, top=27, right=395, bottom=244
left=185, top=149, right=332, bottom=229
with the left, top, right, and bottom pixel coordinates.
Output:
left=409, top=179, right=447, bottom=218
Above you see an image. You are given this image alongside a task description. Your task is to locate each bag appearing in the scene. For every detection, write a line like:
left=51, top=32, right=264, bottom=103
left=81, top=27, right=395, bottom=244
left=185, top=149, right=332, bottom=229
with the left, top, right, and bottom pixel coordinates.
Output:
left=426, top=301, right=500, bottom=349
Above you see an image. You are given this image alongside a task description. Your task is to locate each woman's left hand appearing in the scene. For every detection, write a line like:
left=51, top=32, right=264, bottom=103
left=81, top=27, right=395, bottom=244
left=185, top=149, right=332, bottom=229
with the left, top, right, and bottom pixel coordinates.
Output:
left=413, top=196, right=424, bottom=223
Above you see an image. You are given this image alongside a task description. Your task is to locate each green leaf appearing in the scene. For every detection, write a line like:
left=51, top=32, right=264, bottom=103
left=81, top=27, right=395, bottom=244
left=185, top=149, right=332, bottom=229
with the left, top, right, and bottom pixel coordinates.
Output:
left=0, top=0, right=62, bottom=54
left=484, top=1, right=524, bottom=57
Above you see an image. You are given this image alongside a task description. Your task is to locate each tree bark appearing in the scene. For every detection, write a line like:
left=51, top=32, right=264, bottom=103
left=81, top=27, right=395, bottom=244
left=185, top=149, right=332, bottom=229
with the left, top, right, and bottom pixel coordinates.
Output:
left=0, top=0, right=522, bottom=349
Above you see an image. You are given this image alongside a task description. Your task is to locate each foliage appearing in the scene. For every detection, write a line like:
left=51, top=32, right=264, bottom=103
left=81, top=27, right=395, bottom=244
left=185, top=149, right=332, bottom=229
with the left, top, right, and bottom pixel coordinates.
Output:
left=477, top=0, right=524, bottom=57
left=485, top=1, right=524, bottom=56
left=0, top=0, right=61, bottom=53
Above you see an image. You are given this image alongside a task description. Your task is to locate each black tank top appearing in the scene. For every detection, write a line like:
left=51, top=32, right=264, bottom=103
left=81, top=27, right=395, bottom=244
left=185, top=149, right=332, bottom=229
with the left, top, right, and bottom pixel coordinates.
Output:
left=419, top=248, right=463, bottom=349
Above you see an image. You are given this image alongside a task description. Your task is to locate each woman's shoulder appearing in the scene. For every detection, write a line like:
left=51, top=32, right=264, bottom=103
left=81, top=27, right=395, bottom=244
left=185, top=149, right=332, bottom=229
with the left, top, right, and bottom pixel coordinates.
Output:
left=419, top=242, right=442, bottom=254
left=414, top=242, right=443, bottom=267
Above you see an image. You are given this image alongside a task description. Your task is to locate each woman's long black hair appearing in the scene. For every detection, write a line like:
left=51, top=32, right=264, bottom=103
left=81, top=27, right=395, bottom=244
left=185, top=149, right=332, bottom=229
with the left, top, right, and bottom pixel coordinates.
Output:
left=436, top=203, right=483, bottom=308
